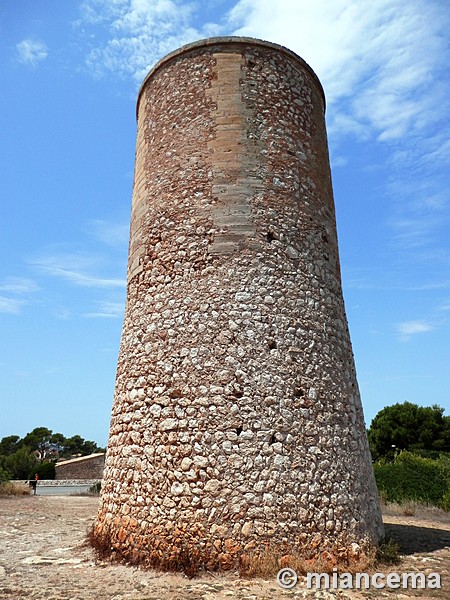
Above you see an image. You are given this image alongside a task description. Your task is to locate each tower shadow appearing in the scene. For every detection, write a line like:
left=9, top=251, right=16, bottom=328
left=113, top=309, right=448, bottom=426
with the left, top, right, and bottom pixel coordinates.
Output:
left=384, top=522, right=450, bottom=554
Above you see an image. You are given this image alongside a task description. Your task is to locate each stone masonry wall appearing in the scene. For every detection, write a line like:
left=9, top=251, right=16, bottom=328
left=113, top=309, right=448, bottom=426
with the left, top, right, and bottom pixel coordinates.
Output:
left=55, top=454, right=105, bottom=480
left=95, top=37, right=383, bottom=571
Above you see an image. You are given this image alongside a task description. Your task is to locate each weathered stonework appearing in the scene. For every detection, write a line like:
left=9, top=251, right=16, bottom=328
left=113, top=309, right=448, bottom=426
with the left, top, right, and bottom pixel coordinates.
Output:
left=94, top=37, right=383, bottom=571
left=55, top=453, right=105, bottom=480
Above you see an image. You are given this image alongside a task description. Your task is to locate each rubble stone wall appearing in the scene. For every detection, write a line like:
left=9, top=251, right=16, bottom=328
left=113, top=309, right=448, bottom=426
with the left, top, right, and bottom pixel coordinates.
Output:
left=55, top=455, right=105, bottom=480
left=94, top=37, right=383, bottom=570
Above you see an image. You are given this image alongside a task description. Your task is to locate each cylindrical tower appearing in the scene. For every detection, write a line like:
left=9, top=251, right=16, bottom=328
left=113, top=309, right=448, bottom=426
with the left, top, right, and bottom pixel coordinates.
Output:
left=94, top=37, right=383, bottom=571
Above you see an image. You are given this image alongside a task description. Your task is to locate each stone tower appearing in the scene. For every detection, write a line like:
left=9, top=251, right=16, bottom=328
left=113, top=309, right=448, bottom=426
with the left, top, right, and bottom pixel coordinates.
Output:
left=94, top=37, right=383, bottom=571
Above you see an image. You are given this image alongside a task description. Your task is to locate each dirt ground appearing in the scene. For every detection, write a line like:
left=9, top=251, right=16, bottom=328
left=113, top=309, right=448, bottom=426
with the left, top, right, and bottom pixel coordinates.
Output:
left=0, top=495, right=448, bottom=600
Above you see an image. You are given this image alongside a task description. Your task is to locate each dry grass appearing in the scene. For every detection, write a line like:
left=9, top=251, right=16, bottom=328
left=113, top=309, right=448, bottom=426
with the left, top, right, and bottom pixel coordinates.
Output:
left=88, top=523, right=382, bottom=580
left=87, top=525, right=110, bottom=559
left=0, top=481, right=31, bottom=496
left=238, top=545, right=378, bottom=579
left=88, top=525, right=209, bottom=577
left=381, top=498, right=450, bottom=523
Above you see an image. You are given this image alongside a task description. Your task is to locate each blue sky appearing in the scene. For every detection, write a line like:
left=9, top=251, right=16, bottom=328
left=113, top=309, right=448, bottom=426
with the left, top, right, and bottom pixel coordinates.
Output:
left=1, top=0, right=449, bottom=447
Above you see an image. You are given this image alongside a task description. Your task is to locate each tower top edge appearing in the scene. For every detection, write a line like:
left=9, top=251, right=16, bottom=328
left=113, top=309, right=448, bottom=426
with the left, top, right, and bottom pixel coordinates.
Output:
left=136, top=36, right=326, bottom=118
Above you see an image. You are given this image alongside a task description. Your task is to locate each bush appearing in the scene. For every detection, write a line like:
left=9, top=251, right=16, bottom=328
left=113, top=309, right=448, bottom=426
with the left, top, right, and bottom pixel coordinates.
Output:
left=0, top=466, right=10, bottom=482
left=4, top=447, right=37, bottom=479
left=0, top=481, right=31, bottom=496
left=374, top=451, right=449, bottom=507
left=440, top=490, right=450, bottom=512
left=89, top=481, right=101, bottom=495
left=375, top=537, right=401, bottom=565
left=35, top=461, right=56, bottom=480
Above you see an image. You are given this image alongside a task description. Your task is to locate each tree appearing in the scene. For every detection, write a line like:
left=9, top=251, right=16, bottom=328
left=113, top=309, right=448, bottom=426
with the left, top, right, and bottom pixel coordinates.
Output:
left=60, top=434, right=103, bottom=458
left=4, top=447, right=38, bottom=480
left=0, top=427, right=105, bottom=481
left=50, top=432, right=66, bottom=450
left=0, top=435, right=21, bottom=456
left=35, top=460, right=56, bottom=479
left=368, top=402, right=450, bottom=461
left=17, top=427, right=103, bottom=460
left=0, top=466, right=10, bottom=482
left=21, top=427, right=56, bottom=460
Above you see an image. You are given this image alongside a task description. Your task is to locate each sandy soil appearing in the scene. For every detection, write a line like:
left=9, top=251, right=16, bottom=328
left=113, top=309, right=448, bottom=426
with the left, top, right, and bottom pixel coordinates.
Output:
left=0, top=495, right=448, bottom=600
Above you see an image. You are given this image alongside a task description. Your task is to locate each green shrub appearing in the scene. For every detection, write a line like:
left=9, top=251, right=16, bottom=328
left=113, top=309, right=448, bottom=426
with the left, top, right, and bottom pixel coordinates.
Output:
left=89, top=481, right=101, bottom=495
left=374, top=451, right=449, bottom=507
left=439, top=489, right=450, bottom=511
left=35, top=461, right=56, bottom=480
left=376, top=536, right=401, bottom=565
left=436, top=452, right=450, bottom=477
left=0, top=466, right=11, bottom=482
left=4, top=447, right=37, bottom=479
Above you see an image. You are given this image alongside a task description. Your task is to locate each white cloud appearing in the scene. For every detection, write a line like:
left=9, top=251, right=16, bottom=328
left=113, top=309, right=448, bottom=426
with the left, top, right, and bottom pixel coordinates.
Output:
left=389, top=216, right=442, bottom=250
left=81, top=0, right=202, bottom=82
left=83, top=301, right=125, bottom=318
left=396, top=320, right=434, bottom=340
left=79, top=0, right=450, bottom=150
left=16, top=39, right=48, bottom=66
left=30, top=252, right=126, bottom=289
left=387, top=177, right=450, bottom=260
left=87, top=219, right=129, bottom=248
left=0, top=277, right=39, bottom=294
left=79, top=0, right=127, bottom=25
left=78, top=0, right=449, bottom=265
left=0, top=277, right=39, bottom=314
left=330, top=154, right=348, bottom=168
left=0, top=296, right=24, bottom=314
left=228, top=0, right=450, bottom=146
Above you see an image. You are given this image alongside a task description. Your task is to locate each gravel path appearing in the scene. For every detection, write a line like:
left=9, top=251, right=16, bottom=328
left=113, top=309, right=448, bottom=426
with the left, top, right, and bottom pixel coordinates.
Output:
left=1, top=495, right=448, bottom=600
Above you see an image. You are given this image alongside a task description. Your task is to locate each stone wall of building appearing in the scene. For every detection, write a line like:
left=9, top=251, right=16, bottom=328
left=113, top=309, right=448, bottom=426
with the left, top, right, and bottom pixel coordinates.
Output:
left=94, top=37, right=383, bottom=571
left=55, top=453, right=105, bottom=480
